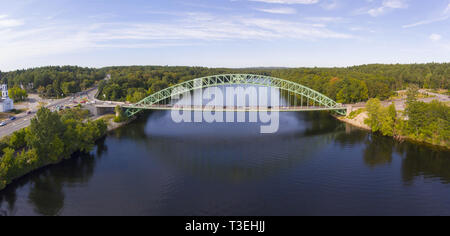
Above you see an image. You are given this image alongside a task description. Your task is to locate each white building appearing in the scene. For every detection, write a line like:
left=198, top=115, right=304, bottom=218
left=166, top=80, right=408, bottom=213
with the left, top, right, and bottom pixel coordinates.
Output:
left=0, top=84, right=14, bottom=112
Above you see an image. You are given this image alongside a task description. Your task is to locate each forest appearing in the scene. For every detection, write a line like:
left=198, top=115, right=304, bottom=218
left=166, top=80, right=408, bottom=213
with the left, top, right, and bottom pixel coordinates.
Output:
left=1, top=63, right=449, bottom=104
left=96, top=63, right=449, bottom=104
left=0, top=66, right=105, bottom=98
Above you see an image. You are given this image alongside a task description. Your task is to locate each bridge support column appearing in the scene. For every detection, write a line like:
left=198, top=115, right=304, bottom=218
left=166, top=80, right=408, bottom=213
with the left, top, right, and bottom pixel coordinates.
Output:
left=95, top=106, right=115, bottom=116
left=346, top=105, right=353, bottom=116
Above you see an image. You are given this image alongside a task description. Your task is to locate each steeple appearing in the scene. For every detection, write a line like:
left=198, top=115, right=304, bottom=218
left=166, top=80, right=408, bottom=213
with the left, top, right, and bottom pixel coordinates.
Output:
left=2, top=84, right=8, bottom=99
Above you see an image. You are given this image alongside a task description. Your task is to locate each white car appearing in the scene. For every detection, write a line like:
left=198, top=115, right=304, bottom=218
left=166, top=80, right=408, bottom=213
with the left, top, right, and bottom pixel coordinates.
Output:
left=0, top=122, right=6, bottom=127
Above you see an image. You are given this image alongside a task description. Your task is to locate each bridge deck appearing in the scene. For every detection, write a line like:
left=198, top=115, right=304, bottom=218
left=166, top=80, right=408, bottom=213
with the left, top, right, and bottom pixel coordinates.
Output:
left=119, top=105, right=346, bottom=112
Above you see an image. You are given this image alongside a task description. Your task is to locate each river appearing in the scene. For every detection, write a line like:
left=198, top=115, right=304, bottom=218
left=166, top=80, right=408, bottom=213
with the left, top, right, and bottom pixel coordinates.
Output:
left=0, top=110, right=449, bottom=215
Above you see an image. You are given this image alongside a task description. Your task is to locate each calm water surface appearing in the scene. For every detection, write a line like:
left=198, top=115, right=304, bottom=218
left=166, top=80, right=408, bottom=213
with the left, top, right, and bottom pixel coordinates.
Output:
left=0, top=111, right=449, bottom=216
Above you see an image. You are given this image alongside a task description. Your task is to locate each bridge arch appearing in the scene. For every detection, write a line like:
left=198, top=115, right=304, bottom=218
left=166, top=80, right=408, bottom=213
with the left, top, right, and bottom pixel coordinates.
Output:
left=124, top=74, right=345, bottom=116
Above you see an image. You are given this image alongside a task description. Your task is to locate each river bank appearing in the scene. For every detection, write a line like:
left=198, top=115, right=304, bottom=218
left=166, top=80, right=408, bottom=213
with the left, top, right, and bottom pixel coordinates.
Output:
left=335, top=109, right=450, bottom=151
left=95, top=114, right=135, bottom=132
left=0, top=108, right=110, bottom=191
left=0, top=112, right=136, bottom=191
left=336, top=112, right=371, bottom=131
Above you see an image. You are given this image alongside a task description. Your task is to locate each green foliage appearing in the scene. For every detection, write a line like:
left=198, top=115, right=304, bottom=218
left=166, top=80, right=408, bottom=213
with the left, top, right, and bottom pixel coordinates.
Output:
left=0, top=107, right=108, bottom=190
left=89, top=63, right=450, bottom=103
left=26, top=108, right=66, bottom=163
left=336, top=78, right=369, bottom=104
left=126, top=88, right=148, bottom=103
left=365, top=98, right=383, bottom=132
left=364, top=99, right=397, bottom=136
left=61, top=81, right=80, bottom=95
left=406, top=84, right=419, bottom=104
left=3, top=64, right=448, bottom=103
left=9, top=129, right=27, bottom=150
left=364, top=97, right=449, bottom=147
left=347, top=108, right=365, bottom=119
left=8, top=86, right=28, bottom=102
left=60, top=107, right=90, bottom=121
left=405, top=100, right=450, bottom=145
left=1, top=66, right=105, bottom=98
left=114, top=105, right=127, bottom=122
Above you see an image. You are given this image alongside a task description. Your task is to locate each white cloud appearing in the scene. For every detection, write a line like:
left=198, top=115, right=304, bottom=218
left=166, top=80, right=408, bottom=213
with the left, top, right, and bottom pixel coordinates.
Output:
left=321, top=0, right=338, bottom=10
left=367, top=0, right=408, bottom=17
left=403, top=15, right=450, bottom=28
left=0, top=12, right=353, bottom=67
left=349, top=26, right=375, bottom=33
left=403, top=3, right=450, bottom=28
left=249, top=0, right=319, bottom=4
left=305, top=16, right=343, bottom=22
left=256, top=7, right=297, bottom=14
left=0, top=15, right=24, bottom=28
left=383, top=0, right=407, bottom=8
left=429, top=34, right=442, bottom=42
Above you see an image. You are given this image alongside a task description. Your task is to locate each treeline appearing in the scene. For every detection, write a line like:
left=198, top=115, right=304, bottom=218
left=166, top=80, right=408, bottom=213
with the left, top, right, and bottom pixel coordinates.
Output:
left=96, top=63, right=449, bottom=104
left=365, top=87, right=450, bottom=147
left=96, top=66, right=266, bottom=102
left=2, top=63, right=449, bottom=103
left=271, top=63, right=449, bottom=103
left=0, top=66, right=105, bottom=98
left=0, top=107, right=107, bottom=190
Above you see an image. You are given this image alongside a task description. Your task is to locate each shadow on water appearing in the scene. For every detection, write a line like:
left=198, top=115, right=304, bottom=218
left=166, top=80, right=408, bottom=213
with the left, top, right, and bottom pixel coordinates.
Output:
left=333, top=125, right=450, bottom=184
left=0, top=138, right=106, bottom=216
left=398, top=144, right=450, bottom=185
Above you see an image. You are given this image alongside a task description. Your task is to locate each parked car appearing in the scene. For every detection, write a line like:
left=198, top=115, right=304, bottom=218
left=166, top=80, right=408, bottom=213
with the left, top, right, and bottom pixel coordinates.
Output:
left=9, top=116, right=16, bottom=120
left=27, top=110, right=32, bottom=115
left=0, top=122, right=6, bottom=127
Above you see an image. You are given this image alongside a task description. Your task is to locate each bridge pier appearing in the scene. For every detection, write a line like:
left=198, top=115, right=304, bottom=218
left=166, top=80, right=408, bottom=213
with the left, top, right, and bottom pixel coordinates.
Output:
left=346, top=105, right=353, bottom=117
left=94, top=106, right=115, bottom=116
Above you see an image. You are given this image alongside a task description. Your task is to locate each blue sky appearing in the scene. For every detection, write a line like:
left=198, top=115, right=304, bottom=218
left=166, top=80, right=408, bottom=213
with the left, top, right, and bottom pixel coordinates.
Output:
left=0, top=0, right=449, bottom=71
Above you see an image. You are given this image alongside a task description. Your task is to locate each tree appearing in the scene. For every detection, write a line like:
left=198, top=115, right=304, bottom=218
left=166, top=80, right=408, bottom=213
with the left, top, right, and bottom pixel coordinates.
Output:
left=365, top=98, right=383, bottom=132
left=406, top=84, right=419, bottom=105
left=364, top=99, right=397, bottom=136
left=114, top=105, right=127, bottom=122
left=379, top=104, right=396, bottom=136
left=61, top=81, right=79, bottom=95
left=336, top=78, right=368, bottom=104
left=8, top=86, right=28, bottom=102
left=0, top=148, right=15, bottom=188
left=26, top=107, right=66, bottom=163
left=126, top=90, right=147, bottom=103
left=9, top=129, right=27, bottom=149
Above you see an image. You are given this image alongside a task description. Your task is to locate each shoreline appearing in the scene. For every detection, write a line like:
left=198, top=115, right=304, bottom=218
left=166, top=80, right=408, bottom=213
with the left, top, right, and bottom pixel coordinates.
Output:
left=333, top=114, right=450, bottom=151
left=95, top=114, right=135, bottom=132
left=0, top=115, right=133, bottom=192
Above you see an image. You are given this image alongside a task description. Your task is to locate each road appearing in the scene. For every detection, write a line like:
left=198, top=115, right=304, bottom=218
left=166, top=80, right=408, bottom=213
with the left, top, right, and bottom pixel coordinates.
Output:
left=348, top=89, right=450, bottom=112
left=387, top=89, right=450, bottom=111
left=0, top=87, right=99, bottom=138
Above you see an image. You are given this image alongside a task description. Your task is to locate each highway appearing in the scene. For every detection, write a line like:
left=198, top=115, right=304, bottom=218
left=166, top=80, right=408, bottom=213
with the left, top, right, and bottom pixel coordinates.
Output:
left=0, top=87, right=98, bottom=138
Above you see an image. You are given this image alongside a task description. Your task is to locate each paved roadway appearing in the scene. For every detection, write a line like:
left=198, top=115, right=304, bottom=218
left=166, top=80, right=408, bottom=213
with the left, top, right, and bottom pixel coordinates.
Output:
left=0, top=87, right=99, bottom=138
left=349, top=89, right=450, bottom=111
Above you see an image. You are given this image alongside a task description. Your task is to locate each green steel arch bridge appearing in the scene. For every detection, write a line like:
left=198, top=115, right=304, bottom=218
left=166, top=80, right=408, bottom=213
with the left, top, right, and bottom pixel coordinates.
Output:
left=122, top=74, right=347, bottom=117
